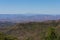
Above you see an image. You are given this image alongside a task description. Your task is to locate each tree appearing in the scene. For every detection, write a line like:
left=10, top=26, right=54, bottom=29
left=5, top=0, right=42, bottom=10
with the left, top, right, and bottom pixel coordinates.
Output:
left=45, top=27, right=57, bottom=40
left=5, top=35, right=18, bottom=40
left=0, top=32, right=18, bottom=40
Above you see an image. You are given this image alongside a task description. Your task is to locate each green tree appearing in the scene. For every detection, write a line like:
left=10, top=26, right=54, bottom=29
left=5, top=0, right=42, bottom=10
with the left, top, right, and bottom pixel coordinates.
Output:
left=5, top=35, right=18, bottom=40
left=0, top=32, right=18, bottom=40
left=0, top=32, right=6, bottom=40
left=45, top=27, right=57, bottom=40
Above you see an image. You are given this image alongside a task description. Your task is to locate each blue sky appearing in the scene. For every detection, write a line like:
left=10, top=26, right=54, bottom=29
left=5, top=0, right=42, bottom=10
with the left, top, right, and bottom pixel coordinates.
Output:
left=0, top=0, right=60, bottom=15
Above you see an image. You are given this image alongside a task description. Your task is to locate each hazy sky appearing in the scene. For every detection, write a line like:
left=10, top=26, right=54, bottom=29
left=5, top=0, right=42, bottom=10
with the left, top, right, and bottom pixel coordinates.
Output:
left=0, top=0, right=60, bottom=14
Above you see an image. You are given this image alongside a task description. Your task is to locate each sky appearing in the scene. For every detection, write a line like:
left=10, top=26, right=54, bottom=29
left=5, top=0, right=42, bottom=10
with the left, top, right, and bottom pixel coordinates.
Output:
left=0, top=0, right=60, bottom=15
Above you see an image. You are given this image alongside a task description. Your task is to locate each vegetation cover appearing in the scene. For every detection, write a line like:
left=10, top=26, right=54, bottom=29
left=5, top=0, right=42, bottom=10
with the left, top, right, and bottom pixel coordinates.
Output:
left=0, top=20, right=60, bottom=40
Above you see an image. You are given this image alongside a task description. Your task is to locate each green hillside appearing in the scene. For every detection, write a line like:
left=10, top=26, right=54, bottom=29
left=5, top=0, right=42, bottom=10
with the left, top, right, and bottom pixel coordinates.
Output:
left=0, top=20, right=60, bottom=40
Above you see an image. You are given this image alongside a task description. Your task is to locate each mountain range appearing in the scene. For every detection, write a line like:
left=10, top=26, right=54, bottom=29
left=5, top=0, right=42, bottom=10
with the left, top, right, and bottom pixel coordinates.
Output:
left=0, top=14, right=60, bottom=23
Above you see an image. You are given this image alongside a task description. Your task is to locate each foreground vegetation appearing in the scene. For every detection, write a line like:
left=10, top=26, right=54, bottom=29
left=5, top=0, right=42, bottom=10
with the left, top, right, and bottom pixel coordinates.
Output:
left=0, top=20, right=60, bottom=40
left=0, top=32, right=18, bottom=40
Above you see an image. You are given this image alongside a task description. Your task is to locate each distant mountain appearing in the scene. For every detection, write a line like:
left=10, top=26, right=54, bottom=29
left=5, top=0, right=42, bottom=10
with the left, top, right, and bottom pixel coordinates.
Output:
left=0, top=14, right=60, bottom=23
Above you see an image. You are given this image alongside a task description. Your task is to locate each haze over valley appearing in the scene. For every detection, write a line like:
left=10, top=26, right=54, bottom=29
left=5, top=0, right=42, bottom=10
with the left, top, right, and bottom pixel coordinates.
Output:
left=0, top=14, right=60, bottom=23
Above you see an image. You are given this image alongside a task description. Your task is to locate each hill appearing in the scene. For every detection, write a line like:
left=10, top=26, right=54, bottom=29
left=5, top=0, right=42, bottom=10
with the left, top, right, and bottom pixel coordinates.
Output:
left=0, top=20, right=60, bottom=40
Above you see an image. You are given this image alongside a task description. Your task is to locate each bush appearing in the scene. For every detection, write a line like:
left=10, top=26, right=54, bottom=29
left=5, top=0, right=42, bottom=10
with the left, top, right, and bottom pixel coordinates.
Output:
left=0, top=32, right=18, bottom=40
left=45, top=27, right=57, bottom=40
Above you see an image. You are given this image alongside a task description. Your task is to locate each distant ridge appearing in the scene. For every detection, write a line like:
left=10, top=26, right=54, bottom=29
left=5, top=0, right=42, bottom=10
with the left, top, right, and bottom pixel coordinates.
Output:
left=0, top=14, right=60, bottom=23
